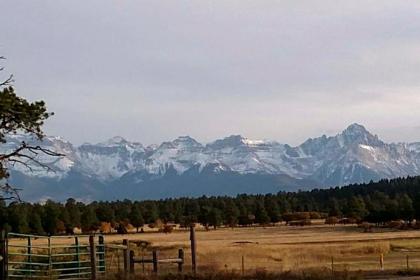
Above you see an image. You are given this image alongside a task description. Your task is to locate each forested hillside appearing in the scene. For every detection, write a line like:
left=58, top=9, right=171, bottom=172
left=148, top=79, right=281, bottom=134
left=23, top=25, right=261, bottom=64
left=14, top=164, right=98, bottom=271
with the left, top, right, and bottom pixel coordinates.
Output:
left=2, top=176, right=420, bottom=234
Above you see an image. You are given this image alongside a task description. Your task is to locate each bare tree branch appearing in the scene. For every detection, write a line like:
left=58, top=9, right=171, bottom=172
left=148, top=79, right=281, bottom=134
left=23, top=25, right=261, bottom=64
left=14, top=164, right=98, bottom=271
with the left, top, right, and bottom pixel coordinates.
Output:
left=0, top=141, right=65, bottom=201
left=0, top=182, right=21, bottom=201
left=0, top=56, right=14, bottom=87
left=0, top=141, right=64, bottom=173
left=0, top=74, right=14, bottom=87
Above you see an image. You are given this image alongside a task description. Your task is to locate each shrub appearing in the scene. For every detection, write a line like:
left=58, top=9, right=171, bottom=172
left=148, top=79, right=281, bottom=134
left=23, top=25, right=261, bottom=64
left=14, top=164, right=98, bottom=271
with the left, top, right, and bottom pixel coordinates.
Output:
left=159, top=224, right=174, bottom=234
left=385, top=220, right=404, bottom=229
left=325, top=216, right=339, bottom=225
left=289, top=219, right=312, bottom=226
left=309, top=212, right=322, bottom=219
left=339, top=218, right=358, bottom=225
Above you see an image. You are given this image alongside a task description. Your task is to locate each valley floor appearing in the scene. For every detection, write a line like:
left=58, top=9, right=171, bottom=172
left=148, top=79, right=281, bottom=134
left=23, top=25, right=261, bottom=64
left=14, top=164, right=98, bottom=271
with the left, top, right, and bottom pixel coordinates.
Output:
left=9, top=222, right=420, bottom=278
left=103, top=222, right=420, bottom=274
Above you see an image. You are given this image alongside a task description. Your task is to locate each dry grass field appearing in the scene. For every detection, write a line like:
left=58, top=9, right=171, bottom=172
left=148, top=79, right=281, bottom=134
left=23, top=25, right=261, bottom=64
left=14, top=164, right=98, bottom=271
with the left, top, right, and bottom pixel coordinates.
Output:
left=102, top=222, right=420, bottom=275
left=8, top=221, right=420, bottom=277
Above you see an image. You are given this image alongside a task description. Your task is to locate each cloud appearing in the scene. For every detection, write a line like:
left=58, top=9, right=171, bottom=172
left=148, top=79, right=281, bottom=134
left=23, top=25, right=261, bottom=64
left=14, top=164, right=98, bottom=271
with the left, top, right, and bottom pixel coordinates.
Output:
left=1, top=0, right=420, bottom=145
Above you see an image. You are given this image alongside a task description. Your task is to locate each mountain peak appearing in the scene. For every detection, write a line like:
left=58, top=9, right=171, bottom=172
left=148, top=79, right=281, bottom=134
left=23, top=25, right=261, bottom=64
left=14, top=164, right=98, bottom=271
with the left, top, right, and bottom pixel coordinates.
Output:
left=343, top=123, right=368, bottom=135
left=101, top=136, right=128, bottom=146
left=339, top=123, right=382, bottom=146
left=207, top=135, right=246, bottom=149
left=172, top=136, right=202, bottom=148
left=173, top=135, right=198, bottom=143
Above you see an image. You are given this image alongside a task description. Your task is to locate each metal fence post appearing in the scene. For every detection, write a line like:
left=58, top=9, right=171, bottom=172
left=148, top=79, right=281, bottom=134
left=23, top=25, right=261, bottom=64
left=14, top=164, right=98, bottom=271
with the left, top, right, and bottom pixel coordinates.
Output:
left=48, top=237, right=52, bottom=280
left=27, top=237, right=32, bottom=278
left=98, top=236, right=105, bottom=273
left=75, top=236, right=80, bottom=278
left=0, top=230, right=7, bottom=280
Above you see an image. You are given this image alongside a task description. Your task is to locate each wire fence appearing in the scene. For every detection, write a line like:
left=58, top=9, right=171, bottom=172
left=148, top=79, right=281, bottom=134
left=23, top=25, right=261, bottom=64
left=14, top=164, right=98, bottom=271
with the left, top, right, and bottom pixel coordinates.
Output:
left=4, top=230, right=420, bottom=279
left=103, top=242, right=420, bottom=276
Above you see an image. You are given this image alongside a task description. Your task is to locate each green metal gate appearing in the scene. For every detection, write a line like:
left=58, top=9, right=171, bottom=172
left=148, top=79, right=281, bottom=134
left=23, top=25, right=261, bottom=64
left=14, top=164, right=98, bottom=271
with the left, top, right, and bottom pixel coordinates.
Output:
left=4, top=233, right=105, bottom=279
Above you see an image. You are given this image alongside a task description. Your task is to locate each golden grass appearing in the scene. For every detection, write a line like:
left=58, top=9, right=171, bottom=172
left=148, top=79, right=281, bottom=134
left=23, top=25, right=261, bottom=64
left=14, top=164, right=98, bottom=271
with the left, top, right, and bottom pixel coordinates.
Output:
left=96, top=224, right=420, bottom=274
left=8, top=224, right=420, bottom=274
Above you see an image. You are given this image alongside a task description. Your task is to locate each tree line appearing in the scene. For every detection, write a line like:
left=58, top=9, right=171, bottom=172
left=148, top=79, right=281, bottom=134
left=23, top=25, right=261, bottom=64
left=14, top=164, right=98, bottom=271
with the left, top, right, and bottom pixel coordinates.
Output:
left=2, top=176, right=420, bottom=235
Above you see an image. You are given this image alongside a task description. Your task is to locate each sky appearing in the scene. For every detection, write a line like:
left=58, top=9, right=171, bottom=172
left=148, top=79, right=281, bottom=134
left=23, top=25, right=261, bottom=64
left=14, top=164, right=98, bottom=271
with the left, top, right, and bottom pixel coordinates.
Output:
left=1, top=1, right=420, bottom=146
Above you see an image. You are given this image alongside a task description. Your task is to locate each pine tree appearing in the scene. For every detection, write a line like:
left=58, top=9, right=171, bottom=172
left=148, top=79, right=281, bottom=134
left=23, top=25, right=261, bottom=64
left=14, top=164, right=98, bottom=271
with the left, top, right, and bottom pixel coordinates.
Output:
left=208, top=208, right=222, bottom=229
left=413, top=193, right=420, bottom=220
left=129, top=205, right=144, bottom=232
left=144, top=202, right=159, bottom=224
left=65, top=198, right=81, bottom=228
left=223, top=200, right=239, bottom=227
left=43, top=200, right=61, bottom=235
left=346, top=196, right=367, bottom=220
left=265, top=197, right=281, bottom=223
left=81, top=206, right=99, bottom=233
left=96, top=203, right=116, bottom=223
left=328, top=198, right=342, bottom=217
left=29, top=209, right=45, bottom=235
left=255, top=202, right=270, bottom=225
left=237, top=203, right=252, bottom=226
left=59, top=207, right=72, bottom=232
left=398, top=194, right=414, bottom=222
left=8, top=203, right=29, bottom=233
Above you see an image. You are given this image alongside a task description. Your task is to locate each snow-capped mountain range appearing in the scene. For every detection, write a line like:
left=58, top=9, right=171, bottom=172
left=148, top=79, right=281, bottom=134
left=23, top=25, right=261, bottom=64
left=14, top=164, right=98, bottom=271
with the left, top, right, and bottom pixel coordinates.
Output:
left=3, top=123, right=420, bottom=201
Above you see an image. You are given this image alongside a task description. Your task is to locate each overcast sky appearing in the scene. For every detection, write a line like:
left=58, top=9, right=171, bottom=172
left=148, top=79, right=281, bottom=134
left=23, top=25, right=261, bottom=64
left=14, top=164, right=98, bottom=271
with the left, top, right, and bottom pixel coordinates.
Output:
left=1, top=1, right=420, bottom=146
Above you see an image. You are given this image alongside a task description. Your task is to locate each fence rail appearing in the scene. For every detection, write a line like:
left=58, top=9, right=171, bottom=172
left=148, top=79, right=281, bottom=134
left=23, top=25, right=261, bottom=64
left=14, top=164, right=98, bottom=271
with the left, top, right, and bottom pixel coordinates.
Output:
left=129, top=248, right=185, bottom=274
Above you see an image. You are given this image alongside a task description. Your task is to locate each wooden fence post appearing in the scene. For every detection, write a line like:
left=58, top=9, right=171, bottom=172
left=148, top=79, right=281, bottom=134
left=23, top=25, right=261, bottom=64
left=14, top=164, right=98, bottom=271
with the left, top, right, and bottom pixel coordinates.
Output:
left=152, top=250, right=158, bottom=274
left=178, top=249, right=184, bottom=273
left=129, top=250, right=135, bottom=274
left=331, top=256, right=334, bottom=279
left=0, top=230, right=7, bottom=280
left=379, top=253, right=384, bottom=271
left=117, top=252, right=121, bottom=272
left=89, top=235, right=97, bottom=280
left=141, top=251, right=145, bottom=274
left=406, top=255, right=409, bottom=270
left=190, top=225, right=197, bottom=275
left=241, top=255, right=245, bottom=276
left=122, top=239, right=130, bottom=275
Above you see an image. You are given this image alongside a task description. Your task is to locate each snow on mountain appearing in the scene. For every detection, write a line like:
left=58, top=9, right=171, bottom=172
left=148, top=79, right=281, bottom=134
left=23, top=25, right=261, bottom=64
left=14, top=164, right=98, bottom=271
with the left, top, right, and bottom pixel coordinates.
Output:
left=76, top=137, right=147, bottom=181
left=3, top=124, right=420, bottom=198
left=145, top=136, right=204, bottom=175
left=1, top=134, right=75, bottom=179
left=204, top=135, right=289, bottom=175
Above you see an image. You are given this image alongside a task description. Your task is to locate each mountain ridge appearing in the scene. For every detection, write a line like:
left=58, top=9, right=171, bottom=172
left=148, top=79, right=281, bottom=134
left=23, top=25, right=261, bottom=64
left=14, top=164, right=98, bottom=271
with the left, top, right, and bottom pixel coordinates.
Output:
left=3, top=123, right=420, bottom=201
